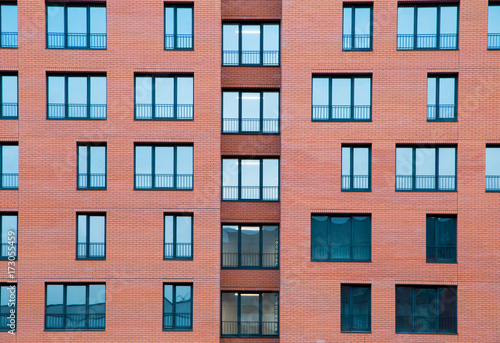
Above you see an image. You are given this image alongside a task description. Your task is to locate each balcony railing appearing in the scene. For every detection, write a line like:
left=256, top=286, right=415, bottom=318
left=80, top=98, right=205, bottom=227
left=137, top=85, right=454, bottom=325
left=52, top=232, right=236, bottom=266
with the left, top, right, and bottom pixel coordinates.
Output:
left=47, top=32, right=107, bottom=49
left=426, top=245, right=456, bottom=262
left=0, top=173, right=18, bottom=189
left=48, top=103, right=107, bottom=120
left=396, top=175, right=456, bottom=191
left=78, top=173, right=106, bottom=189
left=221, top=321, right=279, bottom=336
left=77, top=243, right=105, bottom=259
left=222, top=118, right=279, bottom=134
left=222, top=50, right=280, bottom=66
left=0, top=243, right=16, bottom=259
left=222, top=186, right=279, bottom=201
left=135, top=104, right=193, bottom=120
left=396, top=315, right=457, bottom=333
left=1, top=103, right=18, bottom=118
left=311, top=244, right=370, bottom=261
left=222, top=252, right=279, bottom=268
left=397, top=34, right=457, bottom=50
left=135, top=173, right=193, bottom=190
left=341, top=315, right=371, bottom=332
left=343, top=34, right=371, bottom=50
left=488, top=33, right=500, bottom=49
left=45, top=313, right=105, bottom=330
left=164, top=243, right=192, bottom=259
left=341, top=175, right=370, bottom=190
left=427, top=104, right=456, bottom=121
left=163, top=312, right=192, bottom=329
left=1, top=32, right=17, bottom=48
left=164, top=34, right=193, bottom=49
left=486, top=175, right=500, bottom=191
left=312, top=105, right=371, bottom=121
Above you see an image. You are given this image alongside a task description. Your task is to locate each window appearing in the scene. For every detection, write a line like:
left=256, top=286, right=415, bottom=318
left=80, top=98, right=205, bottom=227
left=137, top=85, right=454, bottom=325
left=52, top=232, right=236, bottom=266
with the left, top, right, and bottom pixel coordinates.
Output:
left=0, top=4, right=17, bottom=48
left=164, top=214, right=192, bottom=260
left=0, top=73, right=17, bottom=118
left=46, top=4, right=106, bottom=49
left=222, top=225, right=279, bottom=269
left=0, top=285, right=16, bottom=331
left=222, top=91, right=279, bottom=134
left=312, top=76, right=371, bottom=121
left=0, top=213, right=17, bottom=260
left=163, top=284, right=192, bottom=330
left=342, top=146, right=371, bottom=191
left=427, top=75, right=457, bottom=121
left=426, top=216, right=456, bottom=263
left=222, top=158, right=279, bottom=201
left=396, top=146, right=456, bottom=191
left=77, top=144, right=106, bottom=190
left=343, top=5, right=372, bottom=50
left=396, top=285, right=457, bottom=334
left=135, top=75, right=193, bottom=120
left=341, top=285, right=371, bottom=332
left=0, top=143, right=18, bottom=189
left=47, top=74, right=107, bottom=119
left=77, top=214, right=105, bottom=260
left=221, top=292, right=279, bottom=337
left=397, top=4, right=458, bottom=50
left=134, top=145, right=193, bottom=190
left=165, top=5, right=193, bottom=50
left=222, top=24, right=280, bottom=66
left=45, top=284, right=105, bottom=330
left=486, top=146, right=500, bottom=191
left=488, top=4, right=500, bottom=49
left=311, top=215, right=371, bottom=262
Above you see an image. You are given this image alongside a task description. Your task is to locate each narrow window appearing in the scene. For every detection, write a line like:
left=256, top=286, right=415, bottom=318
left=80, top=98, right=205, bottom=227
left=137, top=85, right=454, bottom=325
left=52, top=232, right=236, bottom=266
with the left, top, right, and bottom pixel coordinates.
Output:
left=427, top=75, right=457, bottom=121
left=0, top=284, right=16, bottom=331
left=341, top=285, right=371, bottom=332
left=0, top=213, right=17, bottom=260
left=0, top=4, right=17, bottom=48
left=165, top=5, right=193, bottom=49
left=486, top=146, right=500, bottom=191
left=426, top=216, right=457, bottom=263
left=77, top=214, right=106, bottom=260
left=0, top=73, right=18, bottom=118
left=488, top=3, right=500, bottom=49
left=341, top=146, right=371, bottom=191
left=343, top=5, right=372, bottom=50
left=77, top=144, right=106, bottom=189
left=164, top=214, right=193, bottom=260
left=163, top=284, right=192, bottom=330
left=0, top=143, right=18, bottom=189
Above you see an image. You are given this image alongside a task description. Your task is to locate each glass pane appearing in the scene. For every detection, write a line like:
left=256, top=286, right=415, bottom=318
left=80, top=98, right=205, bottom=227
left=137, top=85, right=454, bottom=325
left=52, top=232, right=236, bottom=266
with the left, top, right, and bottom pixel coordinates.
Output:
left=415, top=288, right=437, bottom=332
left=438, top=148, right=456, bottom=176
left=240, top=294, right=259, bottom=322
left=47, top=6, right=64, bottom=33
left=241, top=92, right=260, bottom=120
left=489, top=6, right=500, bottom=34
left=135, top=77, right=152, bottom=105
left=417, top=7, right=437, bottom=35
left=48, top=77, right=65, bottom=103
left=46, top=285, right=64, bottom=314
left=165, top=8, right=174, bottom=35
left=222, top=226, right=239, bottom=254
left=355, top=8, right=371, bottom=35
left=415, top=148, right=435, bottom=176
left=342, top=147, right=351, bottom=175
left=343, top=8, right=352, bottom=35
left=439, top=78, right=455, bottom=105
left=0, top=287, right=9, bottom=307
left=221, top=293, right=238, bottom=321
left=90, top=77, right=106, bottom=105
left=177, top=146, right=193, bottom=174
left=438, top=287, right=457, bottom=317
left=262, top=293, right=278, bottom=322
left=2, top=146, right=18, bottom=173
left=89, top=216, right=105, bottom=243
left=1, top=215, right=17, bottom=243
left=396, top=148, right=412, bottom=176
left=331, top=217, right=350, bottom=259
left=1, top=5, right=17, bottom=32
left=68, top=7, right=88, bottom=35
left=222, top=159, right=238, bottom=186
left=398, top=7, right=414, bottom=35
left=486, top=148, right=500, bottom=176
left=155, top=147, right=174, bottom=174
left=68, top=77, right=87, bottom=105
left=66, top=285, right=86, bottom=314
left=155, top=77, right=174, bottom=105
left=90, top=7, right=106, bottom=34
left=426, top=217, right=436, bottom=248
left=77, top=215, right=87, bottom=243
left=312, top=78, right=329, bottom=106
left=135, top=146, right=152, bottom=174
left=262, top=226, right=278, bottom=257
left=89, top=285, right=105, bottom=310
left=176, top=216, right=192, bottom=244
left=311, top=216, right=328, bottom=260
left=164, top=216, right=174, bottom=244
left=241, top=160, right=260, bottom=187
left=242, top=25, right=260, bottom=51
left=163, top=285, right=173, bottom=313
left=341, top=285, right=350, bottom=315
left=263, top=25, right=279, bottom=51
left=90, top=146, right=105, bottom=174
left=177, top=77, right=193, bottom=105
left=223, top=92, right=239, bottom=119
left=78, top=146, right=88, bottom=174
left=222, top=25, right=239, bottom=50
left=354, top=78, right=371, bottom=106
left=2, top=76, right=17, bottom=103
left=395, top=286, right=413, bottom=316
left=263, top=92, right=279, bottom=119
left=263, top=159, right=279, bottom=187
left=332, top=79, right=351, bottom=106
left=352, top=287, right=370, bottom=316
left=353, top=148, right=369, bottom=176
left=440, top=7, right=457, bottom=34
left=437, top=217, right=455, bottom=247
left=177, top=8, right=192, bottom=35
left=241, top=226, right=260, bottom=266
left=427, top=78, right=436, bottom=105
left=176, top=286, right=191, bottom=312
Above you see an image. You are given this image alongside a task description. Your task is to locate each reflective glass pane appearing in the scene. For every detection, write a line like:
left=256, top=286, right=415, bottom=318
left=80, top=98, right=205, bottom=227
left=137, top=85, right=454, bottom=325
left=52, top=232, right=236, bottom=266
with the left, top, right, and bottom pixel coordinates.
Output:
left=176, top=216, right=192, bottom=244
left=68, top=77, right=87, bottom=105
left=262, top=293, right=278, bottom=322
left=135, top=146, right=152, bottom=174
left=221, top=293, right=238, bottom=321
left=241, top=226, right=260, bottom=266
left=165, top=8, right=174, bottom=35
left=396, top=148, right=413, bottom=176
left=90, top=77, right=106, bottom=105
left=263, top=159, right=279, bottom=187
left=223, top=25, right=239, bottom=50
left=164, top=216, right=174, bottom=244
left=398, top=7, right=414, bottom=35
left=2, top=146, right=18, bottom=173
left=1, top=215, right=17, bottom=243
left=342, top=148, right=351, bottom=175
left=343, top=8, right=352, bottom=35
left=46, top=285, right=64, bottom=314
left=2, top=76, right=17, bottom=103
left=263, top=25, right=279, bottom=51
left=222, top=226, right=239, bottom=254
left=439, top=78, right=455, bottom=105
left=486, top=148, right=500, bottom=176
left=177, top=77, right=193, bottom=105
left=90, top=146, right=105, bottom=174
left=223, top=92, right=239, bottom=119
left=67, top=7, right=88, bottom=35
left=155, top=147, right=174, bottom=174
left=89, top=216, right=105, bottom=243
left=47, top=6, right=64, bottom=33
left=177, top=146, right=193, bottom=174
left=415, top=148, right=435, bottom=176
left=240, top=294, right=259, bottom=322
left=332, top=79, right=351, bottom=106
left=489, top=6, right=500, bottom=34
left=353, top=148, right=369, bottom=175
left=1, top=5, right=17, bottom=32
left=354, top=78, right=371, bottom=106
left=263, top=92, right=279, bottom=119
left=312, top=78, right=329, bottom=106
left=241, top=92, right=260, bottom=120
left=176, top=286, right=191, bottom=316
left=222, top=159, right=238, bottom=186
left=77, top=215, right=87, bottom=243
left=241, top=160, right=260, bottom=187
left=440, top=7, right=457, bottom=34
left=242, top=25, right=260, bottom=51
left=438, top=148, right=456, bottom=176
left=66, top=286, right=86, bottom=314
left=427, top=78, right=436, bottom=105
left=78, top=146, right=87, bottom=174
left=48, top=77, right=65, bottom=103
left=155, top=77, right=174, bottom=105
left=90, top=7, right=106, bottom=34
left=355, top=8, right=371, bottom=35
left=163, top=285, right=173, bottom=313
left=417, top=8, right=437, bottom=35
left=177, top=8, right=192, bottom=35
left=135, top=77, right=152, bottom=105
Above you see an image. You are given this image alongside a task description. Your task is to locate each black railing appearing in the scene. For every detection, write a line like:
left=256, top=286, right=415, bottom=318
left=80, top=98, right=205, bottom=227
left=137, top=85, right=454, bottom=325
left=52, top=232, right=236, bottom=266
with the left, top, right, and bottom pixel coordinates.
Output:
left=488, top=33, right=500, bottom=49
left=222, top=118, right=279, bottom=134
left=343, top=34, right=371, bottom=50
left=48, top=32, right=106, bottom=49
left=77, top=243, right=105, bottom=259
left=396, top=175, right=456, bottom=191
left=397, top=33, right=457, bottom=50
left=486, top=175, right=500, bottom=191
left=165, top=34, right=193, bottom=49
left=341, top=315, right=371, bottom=332
left=135, top=104, right=193, bottom=120
left=222, top=186, right=279, bottom=201
left=426, top=245, right=456, bottom=262
left=222, top=50, right=280, bottom=66
left=1, top=32, right=17, bottom=48
left=78, top=173, right=106, bottom=189
left=312, top=105, right=371, bottom=121
left=221, top=321, right=278, bottom=336
left=135, top=173, right=193, bottom=190
left=312, top=245, right=370, bottom=261
left=164, top=243, right=192, bottom=259
left=163, top=312, right=192, bottom=329
left=0, top=243, right=16, bottom=259
left=341, top=175, right=370, bottom=190
left=222, top=252, right=279, bottom=268
left=45, top=313, right=105, bottom=330
left=396, top=315, right=457, bottom=333
left=1, top=173, right=18, bottom=189
left=48, top=103, right=106, bottom=119
left=1, top=103, right=18, bottom=118
left=427, top=104, right=456, bottom=121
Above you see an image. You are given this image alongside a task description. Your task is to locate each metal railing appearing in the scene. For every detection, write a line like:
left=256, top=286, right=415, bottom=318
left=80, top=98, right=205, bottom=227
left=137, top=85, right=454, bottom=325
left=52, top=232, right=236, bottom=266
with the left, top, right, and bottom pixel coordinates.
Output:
left=1, top=243, right=16, bottom=259
left=396, top=175, right=456, bottom=191
left=396, top=315, right=457, bottom=333
left=222, top=186, right=279, bottom=201
left=135, top=104, right=193, bottom=120
left=312, top=105, right=371, bottom=121
left=1, top=32, right=17, bottom=48
left=397, top=34, right=457, bottom=50
left=343, top=34, right=371, bottom=50
left=165, top=34, right=193, bottom=49
left=0, top=312, right=15, bottom=330
left=164, top=243, right=192, bottom=259
left=426, top=246, right=456, bottom=262
left=77, top=243, right=105, bottom=259
left=48, top=32, right=107, bottom=49
left=78, top=173, right=106, bottom=189
left=488, top=33, right=500, bottom=49
left=222, top=252, right=279, bottom=268
left=486, top=175, right=500, bottom=191
left=342, top=175, right=370, bottom=190
left=311, top=245, right=370, bottom=261
left=48, top=103, right=106, bottom=119
left=45, top=313, right=105, bottom=330
left=427, top=104, right=456, bottom=121
left=1, top=173, right=18, bottom=189
left=221, top=321, right=278, bottom=336
left=222, top=50, right=280, bottom=66
left=1, top=103, right=18, bottom=118
left=341, top=315, right=371, bottom=332
left=163, top=312, right=192, bottom=329
left=135, top=173, right=193, bottom=190
left=222, top=118, right=279, bottom=134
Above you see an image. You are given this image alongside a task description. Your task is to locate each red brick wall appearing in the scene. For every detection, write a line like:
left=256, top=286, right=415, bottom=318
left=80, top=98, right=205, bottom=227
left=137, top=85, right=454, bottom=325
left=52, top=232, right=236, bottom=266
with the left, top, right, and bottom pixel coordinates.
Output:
left=222, top=0, right=281, bottom=21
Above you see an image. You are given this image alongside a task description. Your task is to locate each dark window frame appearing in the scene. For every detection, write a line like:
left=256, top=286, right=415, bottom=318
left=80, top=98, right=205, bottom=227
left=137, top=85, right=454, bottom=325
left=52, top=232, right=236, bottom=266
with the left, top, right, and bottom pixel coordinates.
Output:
left=164, top=4, right=194, bottom=50
left=134, top=74, right=194, bottom=120
left=427, top=74, right=458, bottom=122
left=0, top=212, right=17, bottom=261
left=163, top=283, right=193, bottom=331
left=426, top=215, right=457, bottom=263
left=221, top=291, right=279, bottom=337
left=342, top=4, right=373, bottom=51
left=341, top=145, right=372, bottom=191
left=395, top=145, right=457, bottom=192
left=44, top=283, right=106, bottom=331
left=397, top=3, right=459, bottom=50
left=341, top=284, right=371, bottom=333
left=221, top=224, right=279, bottom=269
left=134, top=143, right=194, bottom=190
left=0, top=3, right=18, bottom=49
left=221, top=90, right=280, bottom=134
left=77, top=143, right=107, bottom=190
left=76, top=213, right=106, bottom=260
left=163, top=213, right=193, bottom=260
left=46, top=3, right=107, bottom=50
left=486, top=144, right=500, bottom=192
left=0, top=142, right=18, bottom=190
left=0, top=72, right=18, bottom=119
left=0, top=284, right=16, bottom=331
left=221, top=157, right=280, bottom=202
left=488, top=3, right=500, bottom=49
left=312, top=75, right=372, bottom=122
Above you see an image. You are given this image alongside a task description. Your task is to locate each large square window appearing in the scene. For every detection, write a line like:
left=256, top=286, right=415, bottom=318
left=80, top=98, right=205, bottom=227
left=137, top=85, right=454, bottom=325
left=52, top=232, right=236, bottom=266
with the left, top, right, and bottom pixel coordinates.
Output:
left=0, top=4, right=17, bottom=48
left=342, top=146, right=371, bottom=191
left=165, top=5, right=193, bottom=50
left=427, top=75, right=457, bottom=121
left=163, top=284, right=192, bottom=330
left=0, top=143, right=18, bottom=189
left=0, top=213, right=17, bottom=260
left=77, top=144, right=106, bottom=190
left=0, top=73, right=17, bottom=118
left=77, top=214, right=105, bottom=260
left=486, top=146, right=500, bottom=191
left=164, top=214, right=193, bottom=260
left=343, top=5, right=372, bottom=50
left=426, top=216, right=456, bottom=263
left=341, top=285, right=371, bottom=332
